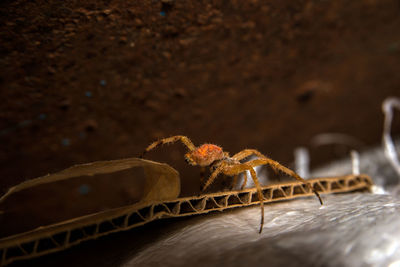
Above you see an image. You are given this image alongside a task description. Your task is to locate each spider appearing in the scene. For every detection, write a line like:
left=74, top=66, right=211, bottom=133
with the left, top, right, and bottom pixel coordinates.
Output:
left=140, top=135, right=323, bottom=233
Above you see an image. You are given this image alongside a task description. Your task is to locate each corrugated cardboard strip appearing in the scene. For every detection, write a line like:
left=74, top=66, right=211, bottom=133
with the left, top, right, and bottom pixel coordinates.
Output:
left=0, top=158, right=373, bottom=265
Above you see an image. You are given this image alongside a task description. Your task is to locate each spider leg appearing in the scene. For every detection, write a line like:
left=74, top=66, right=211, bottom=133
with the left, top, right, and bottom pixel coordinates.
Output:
left=240, top=171, right=248, bottom=190
left=245, top=158, right=323, bottom=205
left=140, top=135, right=196, bottom=158
left=232, top=149, right=286, bottom=181
left=204, top=161, right=265, bottom=232
left=202, top=164, right=225, bottom=191
left=231, top=175, right=239, bottom=190
left=232, top=149, right=267, bottom=161
left=222, top=163, right=265, bottom=233
left=231, top=149, right=264, bottom=190
left=247, top=167, right=265, bottom=234
left=199, top=166, right=207, bottom=190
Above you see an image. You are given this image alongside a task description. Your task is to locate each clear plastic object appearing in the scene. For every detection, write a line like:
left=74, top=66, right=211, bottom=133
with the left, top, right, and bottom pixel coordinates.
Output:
left=294, top=147, right=310, bottom=178
left=382, top=97, right=400, bottom=179
left=351, top=150, right=360, bottom=175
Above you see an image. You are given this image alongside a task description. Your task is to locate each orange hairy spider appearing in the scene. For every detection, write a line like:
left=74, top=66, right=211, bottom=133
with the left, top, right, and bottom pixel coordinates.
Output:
left=140, top=135, right=323, bottom=233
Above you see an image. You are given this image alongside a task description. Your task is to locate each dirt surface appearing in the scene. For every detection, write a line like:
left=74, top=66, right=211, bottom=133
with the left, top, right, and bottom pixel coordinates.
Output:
left=1, top=0, right=400, bottom=199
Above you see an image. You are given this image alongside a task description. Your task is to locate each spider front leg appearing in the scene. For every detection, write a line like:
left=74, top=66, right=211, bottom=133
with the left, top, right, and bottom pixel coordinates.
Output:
left=199, top=166, right=207, bottom=191
left=246, top=158, right=323, bottom=205
left=232, top=149, right=267, bottom=161
left=247, top=167, right=264, bottom=233
left=233, top=149, right=285, bottom=178
left=201, top=164, right=225, bottom=191
left=204, top=163, right=265, bottom=233
left=240, top=171, right=248, bottom=190
left=229, top=172, right=248, bottom=190
left=202, top=165, right=247, bottom=191
left=231, top=174, right=239, bottom=190
left=223, top=163, right=265, bottom=233
left=231, top=149, right=266, bottom=190
left=140, top=135, right=196, bottom=158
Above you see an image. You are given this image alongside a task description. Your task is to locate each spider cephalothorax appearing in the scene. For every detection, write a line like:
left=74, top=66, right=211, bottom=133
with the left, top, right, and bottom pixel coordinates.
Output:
left=184, top=144, right=228, bottom=166
left=140, top=135, right=322, bottom=233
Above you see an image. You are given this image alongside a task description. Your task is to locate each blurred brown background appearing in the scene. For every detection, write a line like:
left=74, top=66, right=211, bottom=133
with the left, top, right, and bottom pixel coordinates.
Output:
left=1, top=0, right=400, bottom=198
